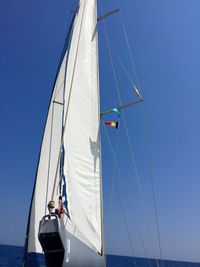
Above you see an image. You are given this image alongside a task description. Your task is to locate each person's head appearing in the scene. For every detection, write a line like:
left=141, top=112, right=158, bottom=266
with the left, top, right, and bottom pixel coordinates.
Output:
left=47, top=200, right=55, bottom=212
left=59, top=196, right=62, bottom=200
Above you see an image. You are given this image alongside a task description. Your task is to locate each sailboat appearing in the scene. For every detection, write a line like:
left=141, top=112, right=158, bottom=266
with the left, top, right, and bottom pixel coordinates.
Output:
left=22, top=0, right=144, bottom=266
left=22, top=1, right=104, bottom=266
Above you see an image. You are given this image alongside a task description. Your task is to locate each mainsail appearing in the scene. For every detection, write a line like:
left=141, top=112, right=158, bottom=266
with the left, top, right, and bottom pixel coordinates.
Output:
left=24, top=0, right=103, bottom=264
left=63, top=0, right=102, bottom=253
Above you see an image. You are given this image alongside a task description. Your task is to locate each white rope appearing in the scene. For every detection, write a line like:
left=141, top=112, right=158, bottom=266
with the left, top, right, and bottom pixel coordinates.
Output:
left=45, top=102, right=55, bottom=215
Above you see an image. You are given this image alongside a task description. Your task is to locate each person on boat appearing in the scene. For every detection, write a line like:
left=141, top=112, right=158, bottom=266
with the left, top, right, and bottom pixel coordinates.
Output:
left=47, top=200, right=55, bottom=214
left=55, top=195, right=65, bottom=220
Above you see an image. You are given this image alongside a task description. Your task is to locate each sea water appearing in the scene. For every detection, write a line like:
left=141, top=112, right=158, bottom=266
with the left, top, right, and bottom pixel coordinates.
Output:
left=1, top=244, right=200, bottom=267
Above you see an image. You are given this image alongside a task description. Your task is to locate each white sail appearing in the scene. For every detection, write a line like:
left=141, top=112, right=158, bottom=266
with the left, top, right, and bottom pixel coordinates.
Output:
left=63, top=0, right=102, bottom=253
left=27, top=53, right=69, bottom=254
left=26, top=0, right=103, bottom=258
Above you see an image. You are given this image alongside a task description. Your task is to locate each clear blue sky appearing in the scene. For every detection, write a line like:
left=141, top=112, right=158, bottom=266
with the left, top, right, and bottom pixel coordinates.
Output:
left=1, top=0, right=200, bottom=263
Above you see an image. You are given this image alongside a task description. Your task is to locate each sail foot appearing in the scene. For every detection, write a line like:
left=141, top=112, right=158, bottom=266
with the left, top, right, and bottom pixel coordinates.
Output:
left=38, top=215, right=65, bottom=267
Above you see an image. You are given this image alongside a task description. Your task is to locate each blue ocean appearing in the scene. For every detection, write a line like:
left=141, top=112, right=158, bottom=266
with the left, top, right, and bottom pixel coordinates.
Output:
left=1, top=244, right=200, bottom=267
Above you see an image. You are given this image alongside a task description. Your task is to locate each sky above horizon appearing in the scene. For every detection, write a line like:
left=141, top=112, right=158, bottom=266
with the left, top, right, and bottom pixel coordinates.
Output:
left=1, top=0, right=200, bottom=263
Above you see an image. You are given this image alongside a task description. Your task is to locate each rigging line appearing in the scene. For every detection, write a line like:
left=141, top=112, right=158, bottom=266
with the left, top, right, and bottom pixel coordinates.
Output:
left=123, top=113, right=160, bottom=267
left=58, top=21, right=71, bottom=195
left=104, top=123, right=120, bottom=265
left=102, top=119, right=152, bottom=267
left=51, top=0, right=87, bottom=201
left=119, top=12, right=163, bottom=265
left=22, top=2, right=79, bottom=265
left=131, top=216, right=153, bottom=267
left=116, top=181, right=137, bottom=267
left=106, top=42, right=140, bottom=98
left=107, top=128, right=120, bottom=226
left=66, top=0, right=78, bottom=34
left=115, top=51, right=135, bottom=85
left=122, top=106, right=160, bottom=267
left=119, top=12, right=142, bottom=93
left=102, top=122, right=137, bottom=263
left=53, top=0, right=78, bottom=101
left=45, top=102, right=55, bottom=215
left=100, top=6, right=160, bottom=266
left=51, top=0, right=78, bottom=101
left=53, top=1, right=78, bottom=101
left=96, top=4, right=105, bottom=259
left=141, top=103, right=164, bottom=267
left=45, top=47, right=69, bottom=208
